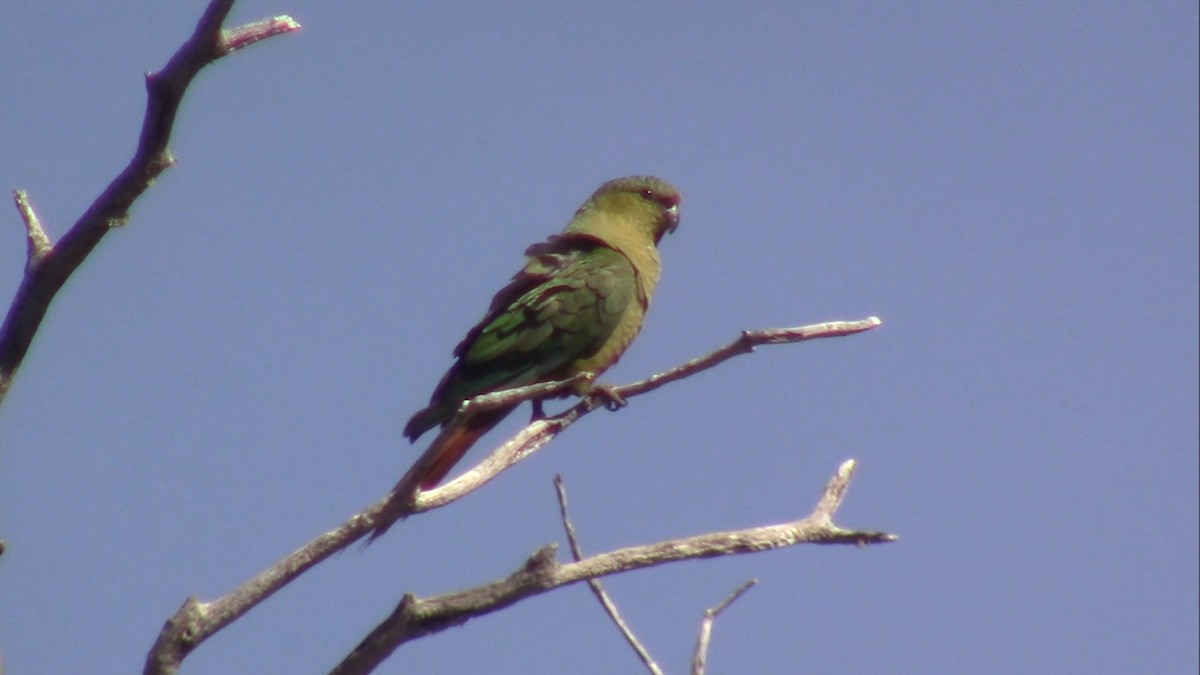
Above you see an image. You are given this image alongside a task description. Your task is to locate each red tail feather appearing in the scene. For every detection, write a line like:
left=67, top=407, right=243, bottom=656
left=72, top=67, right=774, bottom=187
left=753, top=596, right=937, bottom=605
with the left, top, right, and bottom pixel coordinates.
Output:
left=367, top=408, right=512, bottom=543
left=417, top=422, right=491, bottom=488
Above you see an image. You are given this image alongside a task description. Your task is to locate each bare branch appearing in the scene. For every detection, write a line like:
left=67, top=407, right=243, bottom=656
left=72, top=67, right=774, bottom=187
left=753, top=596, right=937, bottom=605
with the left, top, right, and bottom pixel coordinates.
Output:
left=555, top=475, right=663, bottom=675
left=4, top=1, right=888, bottom=672
left=144, top=513, right=372, bottom=675
left=4, top=2, right=298, bottom=672
left=332, top=460, right=896, bottom=674
left=370, top=317, right=884, bottom=533
left=692, top=579, right=757, bottom=675
left=0, top=1, right=300, bottom=405
left=144, top=317, right=882, bottom=672
left=617, top=317, right=883, bottom=400
left=465, top=320, right=885, bottom=484
left=460, top=372, right=593, bottom=416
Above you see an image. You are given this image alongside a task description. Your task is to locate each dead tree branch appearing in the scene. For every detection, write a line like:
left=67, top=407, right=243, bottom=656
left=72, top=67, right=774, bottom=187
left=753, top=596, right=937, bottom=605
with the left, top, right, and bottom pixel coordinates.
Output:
left=2, top=4, right=297, bottom=674
left=143, top=316, right=881, bottom=674
left=555, top=475, right=663, bottom=675
left=331, top=460, right=896, bottom=675
left=555, top=475, right=756, bottom=675
left=0, top=1, right=299, bottom=405
left=692, top=579, right=757, bottom=675
left=377, top=316, right=884, bottom=522
left=3, top=2, right=890, bottom=673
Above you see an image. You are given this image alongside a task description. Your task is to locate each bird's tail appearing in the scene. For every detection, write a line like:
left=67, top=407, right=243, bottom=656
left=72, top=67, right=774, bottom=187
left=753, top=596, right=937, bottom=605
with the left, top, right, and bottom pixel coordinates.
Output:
left=412, top=415, right=499, bottom=490
left=367, top=407, right=511, bottom=543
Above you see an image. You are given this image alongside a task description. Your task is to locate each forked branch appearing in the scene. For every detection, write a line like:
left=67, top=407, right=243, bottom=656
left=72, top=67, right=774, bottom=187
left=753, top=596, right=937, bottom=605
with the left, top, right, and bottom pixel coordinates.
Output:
left=389, top=316, right=884, bottom=515
left=2, top=2, right=890, bottom=674
left=554, top=475, right=759, bottom=675
left=144, top=317, right=882, bottom=674
left=692, top=579, right=757, bottom=675
left=0, top=1, right=299, bottom=404
left=330, top=460, right=895, bottom=674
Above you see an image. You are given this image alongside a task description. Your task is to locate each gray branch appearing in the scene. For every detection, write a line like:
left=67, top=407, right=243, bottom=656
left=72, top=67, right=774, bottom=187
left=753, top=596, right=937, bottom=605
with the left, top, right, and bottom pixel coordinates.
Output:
left=331, top=460, right=896, bottom=674
left=5, top=4, right=300, bottom=675
left=555, top=475, right=664, bottom=675
left=143, top=317, right=883, bottom=674
left=1, top=2, right=891, bottom=673
left=0, top=1, right=299, bottom=405
left=692, top=579, right=757, bottom=675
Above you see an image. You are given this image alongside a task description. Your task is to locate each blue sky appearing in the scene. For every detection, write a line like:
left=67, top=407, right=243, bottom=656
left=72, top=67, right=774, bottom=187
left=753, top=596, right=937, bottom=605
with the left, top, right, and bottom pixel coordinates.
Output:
left=2, top=2, right=1196, bottom=673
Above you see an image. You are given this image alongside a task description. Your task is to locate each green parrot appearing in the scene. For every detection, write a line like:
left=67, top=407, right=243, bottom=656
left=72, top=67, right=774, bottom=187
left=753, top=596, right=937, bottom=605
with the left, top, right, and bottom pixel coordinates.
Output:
left=396, top=175, right=681, bottom=495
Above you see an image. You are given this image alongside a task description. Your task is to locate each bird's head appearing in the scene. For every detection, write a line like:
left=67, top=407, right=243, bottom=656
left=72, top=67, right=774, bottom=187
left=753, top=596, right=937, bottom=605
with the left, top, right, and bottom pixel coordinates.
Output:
left=570, top=175, right=681, bottom=246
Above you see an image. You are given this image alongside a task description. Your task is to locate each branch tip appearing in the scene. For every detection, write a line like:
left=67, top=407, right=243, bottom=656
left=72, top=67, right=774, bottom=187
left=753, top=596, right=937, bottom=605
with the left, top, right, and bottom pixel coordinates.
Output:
left=710, top=578, right=757, bottom=617
left=220, top=15, right=302, bottom=56
left=814, top=458, right=857, bottom=517
left=526, top=543, right=558, bottom=572
left=12, top=190, right=52, bottom=266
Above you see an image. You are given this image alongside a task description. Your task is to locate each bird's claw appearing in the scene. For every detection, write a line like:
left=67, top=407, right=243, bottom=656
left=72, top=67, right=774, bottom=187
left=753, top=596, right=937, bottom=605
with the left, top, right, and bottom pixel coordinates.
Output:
left=591, top=384, right=627, bottom=411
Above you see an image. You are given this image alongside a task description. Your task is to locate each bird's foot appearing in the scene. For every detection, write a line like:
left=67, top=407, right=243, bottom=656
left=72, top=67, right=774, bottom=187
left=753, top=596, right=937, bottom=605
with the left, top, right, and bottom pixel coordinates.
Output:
left=530, top=399, right=547, bottom=421
left=590, top=384, right=628, bottom=411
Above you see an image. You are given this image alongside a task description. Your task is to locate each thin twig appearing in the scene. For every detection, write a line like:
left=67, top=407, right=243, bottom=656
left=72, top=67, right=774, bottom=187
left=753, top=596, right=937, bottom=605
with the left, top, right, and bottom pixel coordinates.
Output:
left=0, top=1, right=299, bottom=405
left=331, top=460, right=896, bottom=674
left=555, top=476, right=664, bottom=675
left=617, top=317, right=883, bottom=400
left=691, top=579, right=757, bottom=675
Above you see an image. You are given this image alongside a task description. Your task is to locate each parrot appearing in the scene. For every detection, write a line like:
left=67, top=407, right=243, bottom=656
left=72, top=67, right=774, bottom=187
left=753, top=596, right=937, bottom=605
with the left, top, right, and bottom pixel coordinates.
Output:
left=393, top=175, right=681, bottom=499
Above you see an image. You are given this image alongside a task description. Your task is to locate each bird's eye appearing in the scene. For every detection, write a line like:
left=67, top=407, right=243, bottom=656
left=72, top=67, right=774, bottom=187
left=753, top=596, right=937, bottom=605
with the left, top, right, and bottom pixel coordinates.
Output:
left=641, top=188, right=655, bottom=200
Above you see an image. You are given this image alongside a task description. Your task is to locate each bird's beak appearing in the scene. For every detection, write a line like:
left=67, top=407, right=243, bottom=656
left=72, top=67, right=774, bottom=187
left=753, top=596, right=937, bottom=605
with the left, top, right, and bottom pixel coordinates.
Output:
left=664, top=204, right=680, bottom=234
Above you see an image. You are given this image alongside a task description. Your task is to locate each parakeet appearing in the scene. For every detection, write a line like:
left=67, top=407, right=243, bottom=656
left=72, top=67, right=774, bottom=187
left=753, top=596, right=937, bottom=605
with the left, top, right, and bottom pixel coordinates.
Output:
left=397, top=175, right=680, bottom=495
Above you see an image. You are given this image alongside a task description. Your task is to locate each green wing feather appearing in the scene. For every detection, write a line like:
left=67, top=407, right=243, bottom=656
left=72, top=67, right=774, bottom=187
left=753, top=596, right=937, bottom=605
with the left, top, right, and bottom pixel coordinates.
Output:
left=404, top=241, right=635, bottom=440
